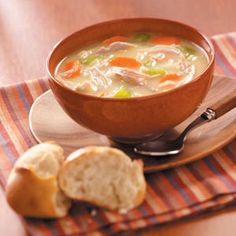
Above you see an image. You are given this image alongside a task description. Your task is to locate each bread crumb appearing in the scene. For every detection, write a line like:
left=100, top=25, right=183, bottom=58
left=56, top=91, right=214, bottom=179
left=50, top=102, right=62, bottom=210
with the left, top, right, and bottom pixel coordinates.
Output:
left=119, top=208, right=128, bottom=214
left=90, top=209, right=97, bottom=216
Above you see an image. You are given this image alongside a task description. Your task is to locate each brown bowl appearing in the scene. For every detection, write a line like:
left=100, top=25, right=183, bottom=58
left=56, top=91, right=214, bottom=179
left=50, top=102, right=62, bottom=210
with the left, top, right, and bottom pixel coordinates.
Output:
left=47, top=18, right=214, bottom=143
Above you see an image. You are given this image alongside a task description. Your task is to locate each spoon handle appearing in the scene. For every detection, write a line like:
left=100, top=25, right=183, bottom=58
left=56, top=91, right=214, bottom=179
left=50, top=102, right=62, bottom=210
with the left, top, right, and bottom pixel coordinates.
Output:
left=202, top=89, right=236, bottom=120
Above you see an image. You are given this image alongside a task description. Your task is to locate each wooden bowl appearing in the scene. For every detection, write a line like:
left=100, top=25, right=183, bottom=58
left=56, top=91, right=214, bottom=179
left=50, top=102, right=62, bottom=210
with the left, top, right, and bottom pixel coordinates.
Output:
left=47, top=18, right=215, bottom=143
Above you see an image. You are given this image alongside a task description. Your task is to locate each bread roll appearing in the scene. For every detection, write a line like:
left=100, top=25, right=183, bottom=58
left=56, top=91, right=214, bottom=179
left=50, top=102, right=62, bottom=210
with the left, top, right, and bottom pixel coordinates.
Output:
left=6, top=143, right=71, bottom=218
left=59, top=146, right=146, bottom=213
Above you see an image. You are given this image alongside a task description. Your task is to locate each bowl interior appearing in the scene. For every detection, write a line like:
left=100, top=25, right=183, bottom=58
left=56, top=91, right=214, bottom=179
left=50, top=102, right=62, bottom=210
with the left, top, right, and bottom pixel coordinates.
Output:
left=47, top=18, right=214, bottom=82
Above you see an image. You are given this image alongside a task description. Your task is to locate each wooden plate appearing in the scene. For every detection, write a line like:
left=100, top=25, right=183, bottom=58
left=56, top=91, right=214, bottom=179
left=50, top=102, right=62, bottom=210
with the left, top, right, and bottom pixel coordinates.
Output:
left=29, top=75, right=236, bottom=173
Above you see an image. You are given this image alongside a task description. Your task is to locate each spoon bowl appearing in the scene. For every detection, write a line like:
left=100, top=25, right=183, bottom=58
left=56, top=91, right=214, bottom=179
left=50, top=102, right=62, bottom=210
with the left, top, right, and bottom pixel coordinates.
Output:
left=134, top=116, right=206, bottom=156
left=134, top=139, right=184, bottom=156
left=134, top=90, right=236, bottom=156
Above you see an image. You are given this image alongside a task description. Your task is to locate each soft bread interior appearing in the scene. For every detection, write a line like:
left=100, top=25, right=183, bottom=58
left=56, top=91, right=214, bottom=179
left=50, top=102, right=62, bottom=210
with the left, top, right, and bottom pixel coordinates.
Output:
left=15, top=143, right=64, bottom=178
left=59, top=147, right=146, bottom=212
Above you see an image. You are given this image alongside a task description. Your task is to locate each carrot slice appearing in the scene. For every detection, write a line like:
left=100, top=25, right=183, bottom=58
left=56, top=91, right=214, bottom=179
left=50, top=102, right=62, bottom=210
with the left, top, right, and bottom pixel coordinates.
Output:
left=159, top=74, right=182, bottom=83
left=151, top=37, right=180, bottom=45
left=109, top=57, right=141, bottom=68
left=60, top=60, right=81, bottom=79
left=159, top=83, right=176, bottom=92
left=102, top=36, right=128, bottom=45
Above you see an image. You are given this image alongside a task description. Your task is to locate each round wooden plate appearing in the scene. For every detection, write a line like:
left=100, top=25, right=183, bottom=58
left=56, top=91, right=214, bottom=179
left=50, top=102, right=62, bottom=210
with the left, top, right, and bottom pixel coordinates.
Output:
left=29, top=75, right=236, bottom=173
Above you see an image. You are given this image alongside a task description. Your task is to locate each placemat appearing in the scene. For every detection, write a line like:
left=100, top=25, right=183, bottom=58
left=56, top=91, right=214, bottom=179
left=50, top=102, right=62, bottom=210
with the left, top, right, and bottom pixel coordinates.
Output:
left=0, top=33, right=236, bottom=236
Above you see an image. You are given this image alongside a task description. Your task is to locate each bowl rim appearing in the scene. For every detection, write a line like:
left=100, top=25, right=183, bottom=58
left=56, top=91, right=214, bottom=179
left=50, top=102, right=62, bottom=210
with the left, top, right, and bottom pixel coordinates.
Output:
left=46, top=17, right=215, bottom=102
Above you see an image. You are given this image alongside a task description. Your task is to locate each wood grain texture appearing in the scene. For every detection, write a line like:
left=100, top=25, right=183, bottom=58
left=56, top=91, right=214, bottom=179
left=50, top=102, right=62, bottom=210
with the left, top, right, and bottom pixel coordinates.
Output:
left=0, top=0, right=236, bottom=236
left=210, top=89, right=236, bottom=118
left=0, top=188, right=27, bottom=236
left=29, top=75, right=236, bottom=173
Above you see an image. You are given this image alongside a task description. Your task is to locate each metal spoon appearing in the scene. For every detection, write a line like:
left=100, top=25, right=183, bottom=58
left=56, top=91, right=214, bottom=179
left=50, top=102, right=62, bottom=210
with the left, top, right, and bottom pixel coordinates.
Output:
left=134, top=89, right=236, bottom=156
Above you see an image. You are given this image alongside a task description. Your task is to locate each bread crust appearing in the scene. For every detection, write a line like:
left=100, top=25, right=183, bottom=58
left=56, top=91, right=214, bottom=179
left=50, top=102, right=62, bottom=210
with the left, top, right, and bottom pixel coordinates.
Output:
left=5, top=143, right=71, bottom=218
left=130, top=160, right=146, bottom=210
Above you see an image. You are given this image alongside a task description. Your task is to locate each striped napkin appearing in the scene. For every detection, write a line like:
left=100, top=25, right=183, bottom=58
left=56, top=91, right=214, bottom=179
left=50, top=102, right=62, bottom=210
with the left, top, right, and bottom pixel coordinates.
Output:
left=0, top=33, right=236, bottom=236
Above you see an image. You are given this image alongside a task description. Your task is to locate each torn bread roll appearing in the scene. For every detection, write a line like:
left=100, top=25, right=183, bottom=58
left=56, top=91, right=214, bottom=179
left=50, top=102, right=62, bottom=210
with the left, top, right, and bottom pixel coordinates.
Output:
left=59, top=146, right=146, bottom=213
left=6, top=143, right=71, bottom=218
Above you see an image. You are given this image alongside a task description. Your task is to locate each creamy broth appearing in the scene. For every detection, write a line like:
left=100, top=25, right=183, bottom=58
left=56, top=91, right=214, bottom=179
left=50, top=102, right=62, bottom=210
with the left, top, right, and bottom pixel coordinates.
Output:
left=55, top=33, right=209, bottom=98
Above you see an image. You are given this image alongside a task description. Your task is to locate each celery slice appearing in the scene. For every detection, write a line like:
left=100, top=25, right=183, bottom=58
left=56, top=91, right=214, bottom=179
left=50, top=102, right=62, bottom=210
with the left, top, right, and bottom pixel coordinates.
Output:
left=133, top=33, right=151, bottom=42
left=144, top=59, right=156, bottom=68
left=114, top=87, right=132, bottom=98
left=80, top=55, right=102, bottom=65
left=143, top=69, right=166, bottom=76
left=178, top=45, right=197, bottom=55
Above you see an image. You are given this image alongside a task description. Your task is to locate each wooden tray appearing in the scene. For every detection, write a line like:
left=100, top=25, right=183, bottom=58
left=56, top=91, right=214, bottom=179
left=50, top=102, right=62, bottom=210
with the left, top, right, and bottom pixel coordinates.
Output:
left=29, top=75, right=236, bottom=173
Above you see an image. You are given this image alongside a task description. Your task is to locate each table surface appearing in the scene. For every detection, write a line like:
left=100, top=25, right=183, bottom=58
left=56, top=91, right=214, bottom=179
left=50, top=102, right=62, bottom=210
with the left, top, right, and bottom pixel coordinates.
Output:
left=0, top=0, right=236, bottom=235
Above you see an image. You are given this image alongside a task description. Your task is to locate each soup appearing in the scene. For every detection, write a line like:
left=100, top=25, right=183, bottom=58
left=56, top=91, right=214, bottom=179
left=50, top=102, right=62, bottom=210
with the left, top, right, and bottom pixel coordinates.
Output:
left=55, top=33, right=209, bottom=98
